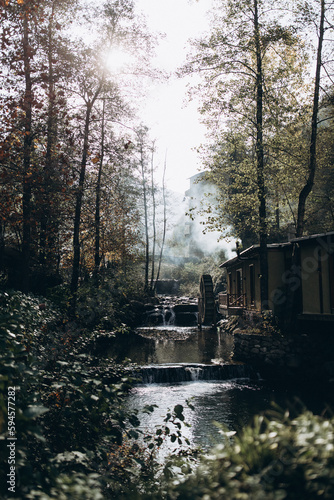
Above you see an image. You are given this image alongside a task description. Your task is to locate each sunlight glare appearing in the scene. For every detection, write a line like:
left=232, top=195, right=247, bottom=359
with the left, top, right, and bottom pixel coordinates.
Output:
left=105, top=47, right=133, bottom=74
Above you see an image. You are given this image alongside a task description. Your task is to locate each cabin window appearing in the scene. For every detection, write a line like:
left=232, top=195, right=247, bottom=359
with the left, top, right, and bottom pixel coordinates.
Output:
left=249, top=264, right=255, bottom=306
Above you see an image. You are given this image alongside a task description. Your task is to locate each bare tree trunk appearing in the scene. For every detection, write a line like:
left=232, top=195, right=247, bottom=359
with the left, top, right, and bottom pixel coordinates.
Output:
left=140, top=142, right=150, bottom=294
left=154, top=153, right=167, bottom=292
left=94, top=98, right=105, bottom=283
left=22, top=9, right=33, bottom=292
left=296, top=0, right=325, bottom=237
left=40, top=3, right=57, bottom=271
left=149, top=144, right=156, bottom=293
left=70, top=104, right=91, bottom=312
left=70, top=83, right=103, bottom=313
left=254, top=0, right=268, bottom=310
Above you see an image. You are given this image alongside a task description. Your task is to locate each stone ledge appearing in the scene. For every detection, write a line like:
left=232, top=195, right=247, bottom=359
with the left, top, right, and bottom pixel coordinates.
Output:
left=232, top=330, right=334, bottom=383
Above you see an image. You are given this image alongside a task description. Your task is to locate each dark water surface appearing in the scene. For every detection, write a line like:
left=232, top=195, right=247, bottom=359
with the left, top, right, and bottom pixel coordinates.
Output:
left=107, top=326, right=234, bottom=365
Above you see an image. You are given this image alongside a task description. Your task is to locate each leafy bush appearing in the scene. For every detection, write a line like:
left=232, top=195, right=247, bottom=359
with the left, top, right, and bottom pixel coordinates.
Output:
left=102, top=402, right=198, bottom=499
left=0, top=290, right=145, bottom=498
left=4, top=290, right=333, bottom=500
left=162, top=406, right=334, bottom=500
left=0, top=290, right=197, bottom=499
left=48, top=265, right=148, bottom=329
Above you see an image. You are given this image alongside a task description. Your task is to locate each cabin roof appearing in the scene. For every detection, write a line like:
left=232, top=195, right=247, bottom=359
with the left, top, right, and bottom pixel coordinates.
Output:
left=219, top=231, right=334, bottom=268
left=289, top=230, right=334, bottom=244
left=219, top=242, right=290, bottom=268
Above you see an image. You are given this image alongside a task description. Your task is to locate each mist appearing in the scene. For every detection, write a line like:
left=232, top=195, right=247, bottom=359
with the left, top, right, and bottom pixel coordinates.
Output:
left=163, top=174, right=235, bottom=264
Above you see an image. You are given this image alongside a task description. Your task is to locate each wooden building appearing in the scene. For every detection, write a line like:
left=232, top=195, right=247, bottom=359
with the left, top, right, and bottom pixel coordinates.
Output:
left=296, top=232, right=334, bottom=324
left=218, top=232, right=334, bottom=327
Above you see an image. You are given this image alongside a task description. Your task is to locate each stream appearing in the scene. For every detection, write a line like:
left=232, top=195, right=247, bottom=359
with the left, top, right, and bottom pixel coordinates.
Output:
left=106, top=326, right=333, bottom=459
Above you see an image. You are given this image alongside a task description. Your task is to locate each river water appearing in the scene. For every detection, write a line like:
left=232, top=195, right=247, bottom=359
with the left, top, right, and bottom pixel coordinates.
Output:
left=107, top=326, right=333, bottom=457
left=109, top=326, right=234, bottom=365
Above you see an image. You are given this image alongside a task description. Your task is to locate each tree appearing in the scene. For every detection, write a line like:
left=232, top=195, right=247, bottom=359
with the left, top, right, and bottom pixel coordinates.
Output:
left=129, top=127, right=169, bottom=295
left=37, top=0, right=76, bottom=279
left=181, top=0, right=304, bottom=309
left=153, top=153, right=167, bottom=292
left=0, top=0, right=78, bottom=291
left=21, top=0, right=34, bottom=292
left=68, top=0, right=154, bottom=310
left=135, top=127, right=151, bottom=294
left=0, top=0, right=158, bottom=302
left=295, top=0, right=330, bottom=236
left=197, top=131, right=259, bottom=247
left=69, top=45, right=106, bottom=312
left=149, top=142, right=157, bottom=291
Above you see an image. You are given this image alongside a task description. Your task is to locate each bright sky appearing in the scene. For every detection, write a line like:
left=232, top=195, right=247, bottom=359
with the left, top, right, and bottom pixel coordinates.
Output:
left=135, top=0, right=213, bottom=194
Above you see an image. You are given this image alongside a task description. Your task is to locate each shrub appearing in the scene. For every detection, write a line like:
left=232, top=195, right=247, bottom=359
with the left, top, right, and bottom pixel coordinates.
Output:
left=163, top=406, right=334, bottom=500
left=0, top=290, right=142, bottom=499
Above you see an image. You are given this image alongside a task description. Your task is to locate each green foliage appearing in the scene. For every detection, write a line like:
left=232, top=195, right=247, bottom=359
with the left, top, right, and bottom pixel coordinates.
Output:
left=2, top=290, right=334, bottom=500
left=245, top=311, right=282, bottom=336
left=46, top=263, right=147, bottom=329
left=0, top=291, right=56, bottom=498
left=74, top=269, right=146, bottom=329
left=181, top=0, right=334, bottom=243
left=146, top=402, right=192, bottom=450
left=0, top=290, right=201, bottom=499
left=162, top=406, right=334, bottom=500
left=0, top=290, right=144, bottom=498
left=103, top=402, right=197, bottom=499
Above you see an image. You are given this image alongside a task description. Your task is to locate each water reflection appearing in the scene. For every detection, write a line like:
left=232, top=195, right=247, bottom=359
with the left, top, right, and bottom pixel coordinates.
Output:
left=127, top=380, right=276, bottom=459
left=107, top=327, right=234, bottom=365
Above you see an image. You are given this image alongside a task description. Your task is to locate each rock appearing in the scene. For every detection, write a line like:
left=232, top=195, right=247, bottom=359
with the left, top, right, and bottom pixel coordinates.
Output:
left=130, top=300, right=145, bottom=313
left=323, top=361, right=334, bottom=376
left=162, top=310, right=171, bottom=323
left=146, top=312, right=164, bottom=326
left=174, top=303, right=198, bottom=313
left=271, top=349, right=285, bottom=356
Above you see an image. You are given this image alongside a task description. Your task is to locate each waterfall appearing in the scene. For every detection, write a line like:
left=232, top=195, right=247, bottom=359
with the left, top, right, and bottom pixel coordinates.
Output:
left=135, top=363, right=256, bottom=385
left=162, top=305, right=176, bottom=326
left=144, top=298, right=198, bottom=327
left=185, top=366, right=202, bottom=381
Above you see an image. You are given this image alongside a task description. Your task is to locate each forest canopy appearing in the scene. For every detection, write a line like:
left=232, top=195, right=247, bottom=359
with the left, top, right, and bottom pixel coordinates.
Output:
left=0, top=0, right=333, bottom=308
left=0, top=0, right=167, bottom=300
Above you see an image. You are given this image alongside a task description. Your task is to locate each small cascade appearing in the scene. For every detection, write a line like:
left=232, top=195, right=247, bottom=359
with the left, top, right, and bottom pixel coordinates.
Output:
left=144, top=297, right=198, bottom=327
left=162, top=305, right=176, bottom=326
left=135, top=363, right=256, bottom=385
left=185, top=366, right=202, bottom=381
